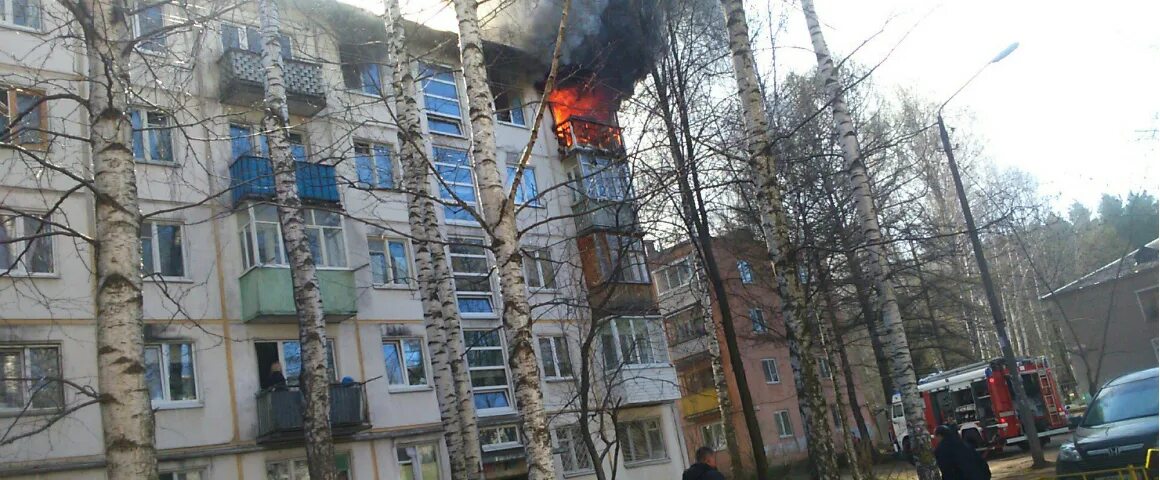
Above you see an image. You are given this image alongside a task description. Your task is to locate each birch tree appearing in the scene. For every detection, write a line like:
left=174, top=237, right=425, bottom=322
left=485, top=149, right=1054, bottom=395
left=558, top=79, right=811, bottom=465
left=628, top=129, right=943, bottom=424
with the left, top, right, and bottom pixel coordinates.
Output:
left=451, top=0, right=557, bottom=477
left=799, top=0, right=936, bottom=476
left=382, top=0, right=483, bottom=476
left=717, top=0, right=839, bottom=477
left=258, top=0, right=336, bottom=477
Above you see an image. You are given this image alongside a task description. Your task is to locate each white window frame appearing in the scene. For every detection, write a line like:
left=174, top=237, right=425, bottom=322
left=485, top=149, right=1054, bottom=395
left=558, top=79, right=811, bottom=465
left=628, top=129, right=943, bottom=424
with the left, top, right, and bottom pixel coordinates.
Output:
left=554, top=425, right=595, bottom=474
left=738, top=260, right=754, bottom=284
left=602, top=317, right=668, bottom=370
left=701, top=422, right=726, bottom=451
left=0, top=211, right=55, bottom=276
left=449, top=237, right=496, bottom=318
left=493, top=88, right=526, bottom=127
left=419, top=63, right=464, bottom=137
left=619, top=417, right=668, bottom=465
left=381, top=337, right=428, bottom=390
left=480, top=424, right=521, bottom=452
left=749, top=308, right=767, bottom=333
left=0, top=344, right=61, bottom=415
left=0, top=0, right=41, bottom=30
left=369, top=237, right=412, bottom=287
left=397, top=443, right=441, bottom=480
left=538, top=335, right=572, bottom=380
left=761, top=358, right=780, bottom=384
left=434, top=147, right=479, bottom=225
left=505, top=165, right=541, bottom=207
left=238, top=205, right=348, bottom=271
left=131, top=109, right=175, bottom=164
left=655, top=257, right=692, bottom=295
left=141, top=221, right=187, bottom=280
left=266, top=452, right=351, bottom=480
left=464, top=329, right=512, bottom=415
left=596, top=234, right=650, bottom=284
left=0, top=87, right=47, bottom=147
left=576, top=154, right=630, bottom=201
left=523, top=246, right=556, bottom=291
left=353, top=140, right=395, bottom=189
left=131, top=0, right=166, bottom=54
left=775, top=410, right=794, bottom=438
left=144, top=341, right=200, bottom=408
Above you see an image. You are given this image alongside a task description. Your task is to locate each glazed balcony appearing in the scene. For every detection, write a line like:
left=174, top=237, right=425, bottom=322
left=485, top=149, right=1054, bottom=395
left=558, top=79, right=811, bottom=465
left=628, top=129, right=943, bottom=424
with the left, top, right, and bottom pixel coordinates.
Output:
left=255, top=384, right=370, bottom=443
left=219, top=48, right=327, bottom=116
left=555, top=117, right=624, bottom=155
left=229, top=155, right=340, bottom=207
left=572, top=197, right=639, bottom=237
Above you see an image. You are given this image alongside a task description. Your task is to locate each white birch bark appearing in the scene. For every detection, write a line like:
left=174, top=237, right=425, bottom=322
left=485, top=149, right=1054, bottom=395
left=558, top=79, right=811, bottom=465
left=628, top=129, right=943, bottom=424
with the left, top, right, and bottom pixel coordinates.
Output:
left=382, top=1, right=483, bottom=477
left=258, top=1, right=336, bottom=478
left=717, top=0, right=839, bottom=477
left=799, top=1, right=938, bottom=477
left=451, top=0, right=556, bottom=477
left=85, top=1, right=157, bottom=477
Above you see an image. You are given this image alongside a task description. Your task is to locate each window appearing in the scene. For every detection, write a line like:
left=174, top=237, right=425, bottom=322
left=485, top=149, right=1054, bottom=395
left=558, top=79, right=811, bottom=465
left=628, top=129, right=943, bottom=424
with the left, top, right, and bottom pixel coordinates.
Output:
left=538, top=336, right=572, bottom=379
left=575, top=154, right=630, bottom=201
left=665, top=307, right=706, bottom=345
left=817, top=357, right=831, bottom=379
left=891, top=402, right=904, bottom=419
left=449, top=237, right=494, bottom=315
left=354, top=141, right=394, bottom=189
left=761, top=358, right=780, bottom=384
left=493, top=88, right=526, bottom=126
left=774, top=410, right=794, bottom=437
left=434, top=147, right=477, bottom=223
left=832, top=407, right=843, bottom=430
left=738, top=260, right=754, bottom=284
left=749, top=308, right=767, bottom=333
left=267, top=453, right=351, bottom=480
left=397, top=443, right=440, bottom=480
left=464, top=329, right=511, bottom=413
left=339, top=46, right=384, bottom=96
left=679, top=366, right=714, bottom=394
left=132, top=0, right=166, bottom=53
left=238, top=205, right=346, bottom=270
left=0, top=212, right=54, bottom=275
left=144, top=342, right=197, bottom=404
left=480, top=425, right=521, bottom=452
left=382, top=337, right=427, bottom=388
left=221, top=23, right=291, bottom=58
left=505, top=165, right=539, bottom=206
left=1136, top=286, right=1158, bottom=322
left=254, top=340, right=336, bottom=389
left=159, top=471, right=202, bottom=480
left=420, top=64, right=462, bottom=135
left=229, top=124, right=306, bottom=160
left=701, top=422, right=726, bottom=451
left=0, top=345, right=61, bottom=413
left=141, top=221, right=185, bottom=278
left=555, top=425, right=594, bottom=473
left=601, top=317, right=667, bottom=369
left=369, top=237, right=411, bottom=286
left=523, top=247, right=556, bottom=290
left=656, top=257, right=692, bottom=295
left=618, top=418, right=667, bottom=464
left=131, top=110, right=174, bottom=163
left=0, top=87, right=46, bottom=146
left=595, top=234, right=649, bottom=283
left=0, top=0, right=39, bottom=29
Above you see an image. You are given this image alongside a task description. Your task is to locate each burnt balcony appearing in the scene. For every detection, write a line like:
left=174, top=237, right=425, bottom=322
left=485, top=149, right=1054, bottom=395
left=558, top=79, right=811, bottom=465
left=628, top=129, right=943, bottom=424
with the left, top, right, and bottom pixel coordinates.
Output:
left=555, top=117, right=624, bottom=155
left=219, top=48, right=327, bottom=116
left=572, top=197, right=639, bottom=237
left=229, top=155, right=341, bottom=207
left=255, top=384, right=370, bottom=443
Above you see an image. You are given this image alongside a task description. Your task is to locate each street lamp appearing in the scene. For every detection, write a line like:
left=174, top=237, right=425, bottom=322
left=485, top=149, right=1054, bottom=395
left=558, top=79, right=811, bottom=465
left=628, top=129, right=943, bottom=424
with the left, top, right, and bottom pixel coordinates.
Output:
left=935, top=42, right=1049, bottom=467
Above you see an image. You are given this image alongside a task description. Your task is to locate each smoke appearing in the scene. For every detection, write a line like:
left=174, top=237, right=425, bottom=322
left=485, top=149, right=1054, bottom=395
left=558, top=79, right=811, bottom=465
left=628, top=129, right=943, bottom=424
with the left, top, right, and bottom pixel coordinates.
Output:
left=483, top=0, right=667, bottom=95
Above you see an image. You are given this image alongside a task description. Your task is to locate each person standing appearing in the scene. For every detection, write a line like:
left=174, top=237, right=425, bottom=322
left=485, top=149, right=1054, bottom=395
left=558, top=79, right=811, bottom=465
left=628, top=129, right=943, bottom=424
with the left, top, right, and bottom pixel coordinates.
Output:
left=683, top=446, right=727, bottom=480
left=934, top=425, right=991, bottom=480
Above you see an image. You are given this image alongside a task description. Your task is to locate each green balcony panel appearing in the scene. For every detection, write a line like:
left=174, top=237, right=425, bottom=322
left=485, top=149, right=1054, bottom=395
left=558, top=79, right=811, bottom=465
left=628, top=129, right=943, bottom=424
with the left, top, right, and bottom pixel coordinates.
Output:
left=239, top=267, right=357, bottom=323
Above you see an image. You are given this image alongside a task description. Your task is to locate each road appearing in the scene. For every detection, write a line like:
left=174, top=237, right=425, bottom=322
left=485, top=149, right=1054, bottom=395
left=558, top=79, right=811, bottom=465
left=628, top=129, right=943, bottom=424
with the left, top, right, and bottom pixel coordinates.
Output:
left=873, top=444, right=1061, bottom=480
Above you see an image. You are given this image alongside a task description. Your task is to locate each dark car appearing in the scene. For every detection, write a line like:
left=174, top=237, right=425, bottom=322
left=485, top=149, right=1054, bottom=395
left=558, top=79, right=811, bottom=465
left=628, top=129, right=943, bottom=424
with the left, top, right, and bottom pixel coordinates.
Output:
left=1056, top=368, right=1158, bottom=476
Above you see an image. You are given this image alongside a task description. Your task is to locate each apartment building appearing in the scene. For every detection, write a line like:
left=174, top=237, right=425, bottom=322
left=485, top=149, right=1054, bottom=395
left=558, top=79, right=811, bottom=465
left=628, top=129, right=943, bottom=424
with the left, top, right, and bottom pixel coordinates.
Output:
left=0, top=0, right=684, bottom=478
left=650, top=231, right=887, bottom=472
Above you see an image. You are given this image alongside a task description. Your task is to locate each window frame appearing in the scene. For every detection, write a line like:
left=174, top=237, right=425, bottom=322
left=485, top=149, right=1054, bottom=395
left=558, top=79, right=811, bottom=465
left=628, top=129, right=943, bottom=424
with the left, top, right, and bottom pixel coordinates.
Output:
left=522, top=246, right=556, bottom=291
left=654, top=256, right=692, bottom=295
left=463, top=329, right=512, bottom=415
left=554, top=425, right=595, bottom=474
left=619, top=417, right=668, bottom=465
left=143, top=341, right=200, bottom=408
left=0, top=211, right=56, bottom=276
left=238, top=205, right=348, bottom=271
left=368, top=236, right=413, bottom=287
left=761, top=358, right=780, bottom=384
left=158, top=470, right=203, bottom=480
left=448, top=236, right=495, bottom=318
left=601, top=317, right=668, bottom=370
left=131, top=0, right=167, bottom=54
left=749, top=307, right=767, bottom=333
left=266, top=452, right=351, bottom=480
left=493, top=87, right=527, bottom=127
left=1, top=87, right=48, bottom=148
left=396, top=442, right=441, bottom=480
left=537, top=335, right=573, bottom=380
left=220, top=22, right=292, bottom=58
left=0, top=0, right=41, bottom=30
left=817, top=357, right=832, bottom=379
left=738, top=260, right=754, bottom=284
left=255, top=339, right=338, bottom=389
left=419, top=63, right=464, bottom=137
left=480, top=424, right=521, bottom=452
left=0, top=344, right=62, bottom=416
left=353, top=140, right=395, bottom=189
left=701, top=422, right=726, bottom=451
left=381, top=336, right=429, bottom=390
left=505, top=165, right=541, bottom=207
left=433, top=147, right=479, bottom=225
left=774, top=410, right=795, bottom=438
left=141, top=220, right=187, bottom=281
left=595, top=234, right=650, bottom=284
left=130, top=108, right=175, bottom=164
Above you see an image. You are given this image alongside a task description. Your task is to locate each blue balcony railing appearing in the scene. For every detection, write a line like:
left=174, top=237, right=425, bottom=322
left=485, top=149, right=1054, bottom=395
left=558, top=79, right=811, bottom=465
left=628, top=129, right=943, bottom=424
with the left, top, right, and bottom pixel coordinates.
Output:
left=229, top=155, right=340, bottom=206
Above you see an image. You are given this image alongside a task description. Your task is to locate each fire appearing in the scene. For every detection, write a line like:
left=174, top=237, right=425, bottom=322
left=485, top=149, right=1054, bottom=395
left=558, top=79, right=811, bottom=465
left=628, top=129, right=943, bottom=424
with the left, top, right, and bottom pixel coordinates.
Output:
left=548, top=81, right=624, bottom=153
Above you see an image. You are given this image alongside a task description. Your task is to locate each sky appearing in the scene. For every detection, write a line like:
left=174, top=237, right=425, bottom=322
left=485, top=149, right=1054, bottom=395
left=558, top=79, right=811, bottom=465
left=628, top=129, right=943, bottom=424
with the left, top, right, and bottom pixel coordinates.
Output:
left=358, top=0, right=1160, bottom=213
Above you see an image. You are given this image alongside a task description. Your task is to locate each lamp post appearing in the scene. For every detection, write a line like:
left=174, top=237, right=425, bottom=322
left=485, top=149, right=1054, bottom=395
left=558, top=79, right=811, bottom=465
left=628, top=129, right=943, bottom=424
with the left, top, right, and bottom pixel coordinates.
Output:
left=936, top=42, right=1048, bottom=467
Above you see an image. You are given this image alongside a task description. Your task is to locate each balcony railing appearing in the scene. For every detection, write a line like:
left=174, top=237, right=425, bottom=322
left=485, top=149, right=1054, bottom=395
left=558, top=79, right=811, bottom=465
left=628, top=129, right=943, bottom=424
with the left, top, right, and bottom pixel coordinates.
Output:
left=238, top=267, right=356, bottom=323
left=219, top=48, right=327, bottom=116
left=255, top=384, right=370, bottom=443
left=679, top=388, right=719, bottom=418
left=555, top=117, right=624, bottom=154
left=229, top=155, right=340, bottom=207
left=573, top=196, right=639, bottom=236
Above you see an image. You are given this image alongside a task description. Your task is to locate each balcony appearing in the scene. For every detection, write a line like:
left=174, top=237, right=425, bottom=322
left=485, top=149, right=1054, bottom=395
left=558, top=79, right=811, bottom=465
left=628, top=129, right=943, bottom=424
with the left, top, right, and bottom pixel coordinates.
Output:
left=554, top=117, right=624, bottom=155
left=219, top=48, right=327, bottom=116
left=239, top=267, right=357, bottom=323
left=680, top=388, right=719, bottom=418
left=572, top=197, right=639, bottom=236
left=255, top=384, right=370, bottom=443
left=229, top=155, right=341, bottom=207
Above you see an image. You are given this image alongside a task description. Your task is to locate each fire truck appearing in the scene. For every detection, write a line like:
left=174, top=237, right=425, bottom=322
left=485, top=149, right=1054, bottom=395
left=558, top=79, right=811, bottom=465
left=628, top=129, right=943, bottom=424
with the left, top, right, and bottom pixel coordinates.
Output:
left=891, top=356, right=1070, bottom=457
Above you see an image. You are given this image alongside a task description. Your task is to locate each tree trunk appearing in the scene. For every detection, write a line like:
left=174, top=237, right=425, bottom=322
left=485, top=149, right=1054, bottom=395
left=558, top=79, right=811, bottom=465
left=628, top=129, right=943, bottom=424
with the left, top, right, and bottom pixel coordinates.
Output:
left=451, top=1, right=557, bottom=478
left=818, top=256, right=877, bottom=466
left=718, top=0, right=839, bottom=478
left=85, top=1, right=157, bottom=477
left=799, top=1, right=937, bottom=478
left=258, top=1, right=335, bottom=477
left=382, top=1, right=483, bottom=477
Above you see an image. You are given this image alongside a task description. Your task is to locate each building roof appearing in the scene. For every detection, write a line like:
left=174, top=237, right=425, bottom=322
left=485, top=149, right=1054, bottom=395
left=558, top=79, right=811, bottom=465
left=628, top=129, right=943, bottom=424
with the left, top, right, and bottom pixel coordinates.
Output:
left=1042, top=237, right=1159, bottom=299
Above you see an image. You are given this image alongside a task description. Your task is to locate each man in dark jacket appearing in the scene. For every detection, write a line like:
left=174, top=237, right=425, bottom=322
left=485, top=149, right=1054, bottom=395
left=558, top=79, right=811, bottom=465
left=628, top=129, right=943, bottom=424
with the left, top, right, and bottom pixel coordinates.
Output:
left=683, top=446, right=726, bottom=480
left=934, top=425, right=991, bottom=480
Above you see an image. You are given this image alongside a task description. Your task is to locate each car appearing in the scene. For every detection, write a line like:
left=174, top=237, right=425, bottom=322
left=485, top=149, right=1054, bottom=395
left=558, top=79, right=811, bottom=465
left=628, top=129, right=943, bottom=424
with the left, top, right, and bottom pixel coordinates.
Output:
left=1056, top=367, right=1158, bottom=476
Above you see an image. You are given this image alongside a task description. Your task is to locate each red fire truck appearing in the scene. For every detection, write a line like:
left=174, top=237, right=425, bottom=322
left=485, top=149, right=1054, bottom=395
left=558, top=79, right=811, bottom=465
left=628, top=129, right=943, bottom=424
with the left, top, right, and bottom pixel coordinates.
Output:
left=891, top=356, right=1070, bottom=457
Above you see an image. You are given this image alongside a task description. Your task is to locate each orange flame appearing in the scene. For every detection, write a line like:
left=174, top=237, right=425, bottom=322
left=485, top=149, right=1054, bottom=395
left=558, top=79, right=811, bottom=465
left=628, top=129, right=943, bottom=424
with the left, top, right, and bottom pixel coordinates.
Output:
left=547, top=82, right=619, bottom=126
